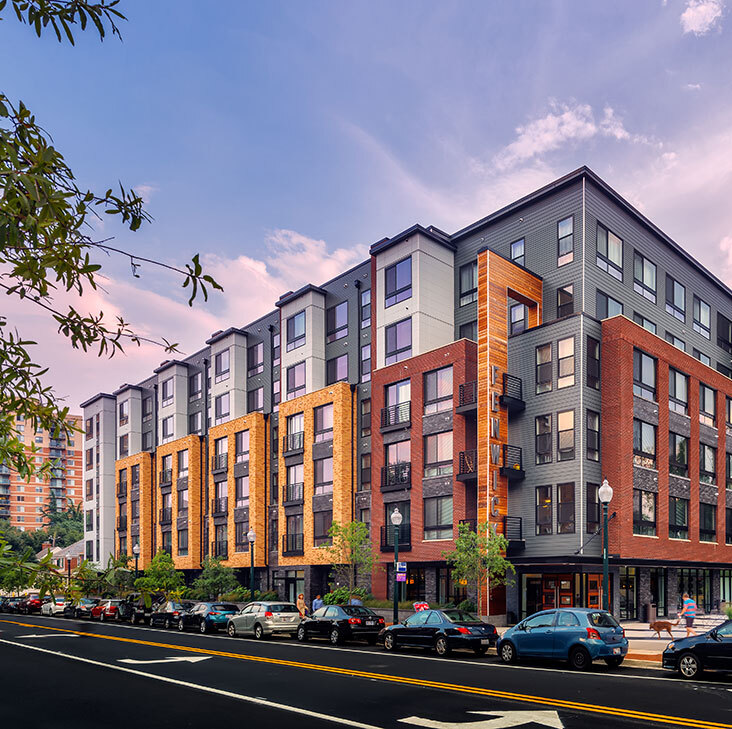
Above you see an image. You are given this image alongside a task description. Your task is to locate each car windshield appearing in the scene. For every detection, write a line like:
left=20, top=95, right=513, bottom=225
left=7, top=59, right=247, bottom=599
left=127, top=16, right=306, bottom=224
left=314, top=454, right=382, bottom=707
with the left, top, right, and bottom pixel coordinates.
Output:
left=267, top=604, right=299, bottom=613
left=342, top=606, right=375, bottom=617
left=211, top=604, right=237, bottom=612
left=442, top=610, right=482, bottom=624
left=588, top=611, right=620, bottom=628
left=81, top=599, right=97, bottom=605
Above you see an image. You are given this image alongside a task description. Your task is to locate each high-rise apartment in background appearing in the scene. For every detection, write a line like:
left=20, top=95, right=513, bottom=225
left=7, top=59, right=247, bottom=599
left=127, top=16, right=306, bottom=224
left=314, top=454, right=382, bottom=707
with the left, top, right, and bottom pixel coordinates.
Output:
left=0, top=413, right=83, bottom=531
left=81, top=167, right=732, bottom=619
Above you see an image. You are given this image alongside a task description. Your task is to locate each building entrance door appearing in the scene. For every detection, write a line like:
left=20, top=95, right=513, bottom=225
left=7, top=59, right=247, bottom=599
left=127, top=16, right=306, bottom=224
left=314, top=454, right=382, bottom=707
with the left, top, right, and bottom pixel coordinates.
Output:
left=542, top=575, right=573, bottom=610
left=525, top=577, right=542, bottom=616
left=585, top=574, right=602, bottom=609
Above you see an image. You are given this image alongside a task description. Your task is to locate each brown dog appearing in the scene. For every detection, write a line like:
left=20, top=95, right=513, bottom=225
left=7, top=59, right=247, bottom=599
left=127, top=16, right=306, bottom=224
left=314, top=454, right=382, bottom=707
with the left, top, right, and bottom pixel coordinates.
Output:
left=649, top=620, right=677, bottom=638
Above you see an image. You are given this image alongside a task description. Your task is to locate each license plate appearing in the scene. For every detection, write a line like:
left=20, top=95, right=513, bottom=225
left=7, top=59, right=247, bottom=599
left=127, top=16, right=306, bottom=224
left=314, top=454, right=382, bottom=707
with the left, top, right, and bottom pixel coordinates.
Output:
left=366, top=621, right=375, bottom=626
left=481, top=639, right=490, bottom=645
left=613, top=647, right=621, bottom=655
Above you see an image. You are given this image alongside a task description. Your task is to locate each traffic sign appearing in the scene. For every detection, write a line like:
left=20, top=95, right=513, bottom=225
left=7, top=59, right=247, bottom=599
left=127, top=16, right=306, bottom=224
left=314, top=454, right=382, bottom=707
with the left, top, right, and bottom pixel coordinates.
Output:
left=396, top=573, right=407, bottom=582
left=396, top=561, right=407, bottom=573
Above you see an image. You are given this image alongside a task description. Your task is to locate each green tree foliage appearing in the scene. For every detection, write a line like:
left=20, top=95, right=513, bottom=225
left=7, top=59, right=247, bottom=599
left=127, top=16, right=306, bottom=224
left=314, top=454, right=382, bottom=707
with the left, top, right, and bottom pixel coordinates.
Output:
left=133, top=550, right=184, bottom=599
left=0, top=537, right=58, bottom=595
left=190, top=556, right=239, bottom=601
left=320, top=520, right=379, bottom=594
left=442, top=522, right=515, bottom=616
left=39, top=501, right=83, bottom=548
left=0, top=0, right=221, bottom=481
left=0, top=519, right=46, bottom=554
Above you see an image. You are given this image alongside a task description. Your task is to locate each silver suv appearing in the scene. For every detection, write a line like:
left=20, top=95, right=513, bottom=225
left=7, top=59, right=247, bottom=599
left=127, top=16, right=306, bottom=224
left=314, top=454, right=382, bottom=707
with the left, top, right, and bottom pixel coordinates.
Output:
left=226, top=601, right=301, bottom=639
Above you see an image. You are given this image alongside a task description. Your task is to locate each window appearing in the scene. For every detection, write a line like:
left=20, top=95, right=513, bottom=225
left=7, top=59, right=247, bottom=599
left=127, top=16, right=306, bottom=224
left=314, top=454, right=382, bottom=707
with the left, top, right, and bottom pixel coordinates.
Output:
left=161, top=416, right=173, bottom=442
left=633, top=251, right=656, bottom=302
left=665, top=331, right=685, bottom=352
left=633, top=312, right=657, bottom=334
left=360, top=453, right=371, bottom=491
left=510, top=238, right=525, bottom=267
left=272, top=331, right=281, bottom=367
left=586, top=410, right=600, bottom=461
left=557, top=337, right=575, bottom=388
left=285, top=463, right=304, bottom=502
left=586, top=483, right=600, bottom=534
left=509, top=303, right=526, bottom=335
left=326, top=354, right=348, bottom=384
left=314, top=404, right=333, bottom=443
left=669, top=369, right=688, bottom=414
left=557, top=483, right=575, bottom=534
left=178, top=449, right=188, bottom=477
left=669, top=496, right=689, bottom=539
left=459, top=261, right=478, bottom=306
left=118, top=400, right=129, bottom=426
left=557, top=216, right=573, bottom=266
left=326, top=301, right=348, bottom=343
left=535, top=344, right=552, bottom=393
left=694, top=348, right=711, bottom=366
left=459, top=321, right=477, bottom=341
left=142, top=430, right=153, bottom=450
left=246, top=387, right=263, bottom=412
left=360, top=289, right=371, bottom=328
left=85, top=418, right=94, bottom=439
left=130, top=500, right=139, bottom=524
left=189, top=372, right=202, bottom=400
left=535, top=415, right=552, bottom=464
left=669, top=432, right=689, bottom=477
left=718, top=362, right=732, bottom=379
left=700, top=503, right=716, bottom=542
left=596, top=290, right=623, bottom=319
left=728, top=510, right=732, bottom=545
left=665, top=275, right=686, bottom=321
left=235, top=430, right=249, bottom=462
left=557, top=410, right=575, bottom=461
left=314, top=458, right=333, bottom=495
left=699, top=384, right=716, bottom=427
left=360, top=344, right=371, bottom=382
left=718, top=312, right=732, bottom=353
left=235, top=476, right=249, bottom=508
left=633, top=490, right=656, bottom=536
left=700, top=443, right=717, bottom=484
left=633, top=420, right=656, bottom=468
left=385, top=256, right=412, bottom=307
left=286, top=310, right=306, bottom=351
left=557, top=285, right=573, bottom=318
left=214, top=392, right=230, bottom=425
left=142, top=397, right=153, bottom=421
left=161, top=378, right=174, bottom=406
left=424, top=431, right=453, bottom=477
left=118, top=434, right=128, bottom=458
left=214, top=349, right=230, bottom=383
left=247, top=342, right=264, bottom=377
left=596, top=223, right=623, bottom=279
left=286, top=362, right=306, bottom=400
left=536, top=486, right=552, bottom=535
left=693, top=296, right=711, bottom=339
left=586, top=336, right=600, bottom=389
left=384, top=318, right=412, bottom=365
left=424, top=496, right=453, bottom=540
left=728, top=398, right=732, bottom=431
left=633, top=349, right=656, bottom=400
left=178, top=488, right=188, bottom=515
left=726, top=451, right=732, bottom=490
left=273, top=380, right=281, bottom=407
left=424, top=367, right=453, bottom=414
left=314, top=510, right=333, bottom=547
left=386, top=440, right=410, bottom=466
left=359, top=507, right=371, bottom=525
left=188, top=411, right=202, bottom=435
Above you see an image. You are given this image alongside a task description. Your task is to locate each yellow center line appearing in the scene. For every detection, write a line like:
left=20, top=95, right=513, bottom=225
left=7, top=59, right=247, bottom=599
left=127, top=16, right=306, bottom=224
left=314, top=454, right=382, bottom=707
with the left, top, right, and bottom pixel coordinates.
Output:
left=2, top=619, right=729, bottom=729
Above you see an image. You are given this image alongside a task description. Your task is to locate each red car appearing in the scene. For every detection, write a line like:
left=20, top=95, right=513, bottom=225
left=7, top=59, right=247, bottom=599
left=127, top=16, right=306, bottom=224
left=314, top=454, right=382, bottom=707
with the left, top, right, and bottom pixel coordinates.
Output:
left=91, top=599, right=123, bottom=621
left=18, top=595, right=43, bottom=614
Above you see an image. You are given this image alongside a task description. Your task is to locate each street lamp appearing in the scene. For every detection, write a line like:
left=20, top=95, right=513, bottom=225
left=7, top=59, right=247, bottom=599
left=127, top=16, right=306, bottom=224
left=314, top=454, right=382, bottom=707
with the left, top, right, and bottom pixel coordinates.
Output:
left=247, top=528, right=256, bottom=602
left=598, top=478, right=614, bottom=612
left=390, top=507, right=403, bottom=626
left=132, top=542, right=140, bottom=579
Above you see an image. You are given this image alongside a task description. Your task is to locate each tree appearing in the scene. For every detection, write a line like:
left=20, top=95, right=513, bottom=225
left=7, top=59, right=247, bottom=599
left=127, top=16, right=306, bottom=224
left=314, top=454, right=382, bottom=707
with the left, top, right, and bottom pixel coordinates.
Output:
left=0, top=537, right=58, bottom=595
left=101, top=553, right=134, bottom=596
left=442, top=522, right=515, bottom=616
left=0, top=0, right=221, bottom=482
left=320, top=520, right=379, bottom=595
left=39, top=502, right=83, bottom=548
left=190, top=556, right=239, bottom=601
left=134, top=550, right=184, bottom=599
left=0, top=519, right=45, bottom=555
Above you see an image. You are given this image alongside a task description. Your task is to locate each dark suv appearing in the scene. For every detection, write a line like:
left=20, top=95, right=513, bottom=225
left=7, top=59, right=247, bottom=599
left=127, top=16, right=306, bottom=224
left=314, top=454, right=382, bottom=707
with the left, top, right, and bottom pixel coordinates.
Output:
left=119, top=593, right=164, bottom=625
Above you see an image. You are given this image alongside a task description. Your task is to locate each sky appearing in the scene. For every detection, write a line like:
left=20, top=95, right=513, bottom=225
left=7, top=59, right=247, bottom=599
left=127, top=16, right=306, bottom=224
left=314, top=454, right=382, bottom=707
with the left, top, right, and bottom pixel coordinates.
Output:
left=2, top=0, right=732, bottom=411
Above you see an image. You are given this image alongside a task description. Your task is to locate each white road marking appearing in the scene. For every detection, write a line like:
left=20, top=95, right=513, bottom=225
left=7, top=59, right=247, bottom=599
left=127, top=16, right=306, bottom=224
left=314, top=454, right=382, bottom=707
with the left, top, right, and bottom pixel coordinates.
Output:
left=118, top=656, right=210, bottom=665
left=18, top=633, right=79, bottom=639
left=0, top=638, right=384, bottom=729
left=401, top=710, right=563, bottom=728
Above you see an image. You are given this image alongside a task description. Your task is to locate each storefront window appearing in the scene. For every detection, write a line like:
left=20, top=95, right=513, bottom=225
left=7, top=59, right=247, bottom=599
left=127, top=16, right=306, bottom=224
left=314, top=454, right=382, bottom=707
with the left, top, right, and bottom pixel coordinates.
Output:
left=619, top=566, right=637, bottom=620
left=678, top=568, right=712, bottom=614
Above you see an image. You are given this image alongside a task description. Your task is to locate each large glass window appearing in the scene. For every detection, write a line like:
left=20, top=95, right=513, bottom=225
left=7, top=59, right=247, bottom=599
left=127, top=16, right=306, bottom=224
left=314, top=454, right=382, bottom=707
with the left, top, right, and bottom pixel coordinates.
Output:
left=286, top=310, right=306, bottom=351
left=718, top=312, right=732, bottom=353
left=586, top=483, right=600, bottom=534
left=596, top=290, right=623, bottom=319
left=188, top=411, right=202, bottom=435
left=177, top=449, right=188, bottom=477
left=633, top=312, right=657, bottom=334
left=118, top=400, right=129, bottom=426
left=535, top=344, right=552, bottom=394
left=633, top=349, right=656, bottom=400
left=633, top=251, right=656, bottom=302
left=189, top=372, right=202, bottom=400
left=326, top=301, right=348, bottom=343
left=460, top=320, right=477, bottom=341
left=669, top=369, right=688, bottom=414
left=699, top=384, right=716, bottom=427
left=424, top=366, right=453, bottom=414
left=694, top=348, right=711, bottom=366
left=633, top=489, right=656, bottom=536
left=161, top=378, right=174, bottom=406
left=314, top=457, right=334, bottom=495
left=509, top=303, right=526, bottom=335
left=235, top=430, right=249, bottom=463
left=326, top=354, right=348, bottom=384
left=727, top=451, right=732, bottom=490
left=587, top=336, right=600, bottom=389
left=557, top=410, right=575, bottom=461
left=693, top=296, right=711, bottom=339
left=510, top=238, right=525, bottom=267
left=247, top=387, right=263, bottom=412
left=214, top=392, right=230, bottom=425
left=286, top=362, right=306, bottom=400
left=285, top=464, right=304, bottom=502
left=665, top=275, right=686, bottom=321
left=361, top=398, right=371, bottom=437
left=360, top=289, right=371, bottom=328
left=669, top=432, right=689, bottom=477
left=587, top=410, right=600, bottom=461
left=314, top=511, right=333, bottom=546
left=557, top=285, right=573, bottom=318
left=700, top=503, right=716, bottom=542
left=557, top=337, right=575, bottom=388
left=272, top=331, right=280, bottom=367
left=385, top=318, right=412, bottom=365
left=596, top=223, right=623, bottom=280
left=424, top=496, right=453, bottom=540
left=235, top=476, right=249, bottom=508
left=385, top=257, right=412, bottom=307
left=700, top=443, right=717, bottom=484
left=665, top=331, right=686, bottom=352
left=557, top=483, right=575, bottom=534
left=247, top=341, right=264, bottom=377
left=633, top=419, right=656, bottom=469
left=386, top=440, right=410, bottom=466
left=536, top=486, right=552, bottom=535
left=314, top=404, right=333, bottom=443
left=669, top=496, right=689, bottom=539
left=424, top=431, right=453, bottom=477
left=535, top=415, right=552, bottom=464
left=214, top=349, right=230, bottom=383
left=459, top=261, right=478, bottom=306
left=360, top=344, right=371, bottom=382
left=161, top=416, right=173, bottom=442
left=557, top=216, right=573, bottom=266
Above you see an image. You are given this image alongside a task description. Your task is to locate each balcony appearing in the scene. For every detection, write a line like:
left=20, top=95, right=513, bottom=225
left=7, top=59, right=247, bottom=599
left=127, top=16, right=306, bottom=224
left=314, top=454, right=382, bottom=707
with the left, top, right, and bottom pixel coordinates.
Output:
left=211, top=497, right=228, bottom=515
left=503, top=515, right=525, bottom=555
left=211, top=540, right=228, bottom=559
left=458, top=518, right=477, bottom=533
left=282, top=533, right=304, bottom=556
left=211, top=453, right=228, bottom=472
left=159, top=469, right=173, bottom=486
left=283, top=431, right=304, bottom=454
left=380, top=402, right=411, bottom=431
left=380, top=523, right=411, bottom=552
left=159, top=507, right=172, bottom=524
left=457, top=449, right=477, bottom=481
left=49, top=438, right=65, bottom=448
left=0, top=508, right=10, bottom=518
left=283, top=482, right=304, bottom=504
left=381, top=462, right=411, bottom=491
left=499, top=373, right=525, bottom=413
left=500, top=445, right=525, bottom=481
left=117, top=516, right=127, bottom=531
left=456, top=380, right=478, bottom=414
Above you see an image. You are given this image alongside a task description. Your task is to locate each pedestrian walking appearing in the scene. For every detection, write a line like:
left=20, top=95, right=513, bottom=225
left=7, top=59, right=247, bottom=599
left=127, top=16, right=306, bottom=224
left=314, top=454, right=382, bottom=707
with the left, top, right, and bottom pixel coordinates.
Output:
left=312, top=594, right=323, bottom=612
left=678, top=592, right=698, bottom=637
left=296, top=592, right=308, bottom=618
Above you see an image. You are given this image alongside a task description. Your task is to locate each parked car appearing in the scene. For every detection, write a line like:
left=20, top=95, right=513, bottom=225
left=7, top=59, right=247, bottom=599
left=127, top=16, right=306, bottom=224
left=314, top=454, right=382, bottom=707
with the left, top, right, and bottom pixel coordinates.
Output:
left=91, top=599, right=124, bottom=621
left=124, top=593, right=164, bottom=625
left=378, top=608, right=497, bottom=656
left=497, top=608, right=627, bottom=670
left=62, top=598, right=99, bottom=619
left=17, top=594, right=42, bottom=615
left=177, top=602, right=238, bottom=633
left=227, top=601, right=301, bottom=639
left=40, top=596, right=67, bottom=616
left=298, top=605, right=385, bottom=646
left=150, top=600, right=196, bottom=630
left=662, top=619, right=732, bottom=679
left=0, top=596, right=23, bottom=613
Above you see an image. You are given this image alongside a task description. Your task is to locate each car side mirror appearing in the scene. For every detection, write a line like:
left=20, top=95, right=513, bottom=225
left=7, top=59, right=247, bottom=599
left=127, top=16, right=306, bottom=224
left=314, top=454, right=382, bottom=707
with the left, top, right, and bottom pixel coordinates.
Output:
left=709, top=629, right=719, bottom=641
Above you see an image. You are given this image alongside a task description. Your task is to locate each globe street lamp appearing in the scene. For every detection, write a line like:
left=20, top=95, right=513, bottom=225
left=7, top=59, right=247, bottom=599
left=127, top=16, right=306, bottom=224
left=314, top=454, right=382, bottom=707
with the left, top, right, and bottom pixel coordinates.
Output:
left=598, top=478, right=614, bottom=612
left=132, top=542, right=140, bottom=579
left=390, top=507, right=403, bottom=626
left=247, top=528, right=256, bottom=602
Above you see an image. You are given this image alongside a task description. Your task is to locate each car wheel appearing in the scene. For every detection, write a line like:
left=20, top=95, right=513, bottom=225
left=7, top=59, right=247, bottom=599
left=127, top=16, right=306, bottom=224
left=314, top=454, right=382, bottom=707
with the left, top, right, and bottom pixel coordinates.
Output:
left=130, top=613, right=137, bottom=626
left=178, top=619, right=185, bottom=632
left=434, top=636, right=451, bottom=657
left=499, top=641, right=517, bottom=664
left=227, top=622, right=237, bottom=638
left=297, top=625, right=308, bottom=642
left=200, top=620, right=208, bottom=634
left=569, top=646, right=591, bottom=671
left=474, top=646, right=488, bottom=657
left=329, top=627, right=342, bottom=646
left=254, top=623, right=265, bottom=640
left=383, top=632, right=398, bottom=651
left=604, top=656, right=624, bottom=668
left=678, top=652, right=702, bottom=679
left=164, top=618, right=171, bottom=630
left=116, top=612, right=121, bottom=622
left=100, top=612, right=105, bottom=622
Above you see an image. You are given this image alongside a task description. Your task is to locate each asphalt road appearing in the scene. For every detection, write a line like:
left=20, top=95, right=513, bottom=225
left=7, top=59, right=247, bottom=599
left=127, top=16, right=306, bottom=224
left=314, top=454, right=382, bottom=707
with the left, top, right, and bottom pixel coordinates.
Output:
left=1, top=614, right=731, bottom=729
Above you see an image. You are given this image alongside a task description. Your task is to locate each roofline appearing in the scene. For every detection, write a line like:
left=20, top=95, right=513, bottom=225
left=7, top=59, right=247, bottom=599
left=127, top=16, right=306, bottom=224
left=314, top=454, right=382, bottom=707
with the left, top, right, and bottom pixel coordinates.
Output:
left=153, top=359, right=189, bottom=375
left=204, top=326, right=243, bottom=346
left=79, top=393, right=115, bottom=409
left=275, top=283, right=327, bottom=309
left=369, top=223, right=455, bottom=256
left=112, top=383, right=143, bottom=397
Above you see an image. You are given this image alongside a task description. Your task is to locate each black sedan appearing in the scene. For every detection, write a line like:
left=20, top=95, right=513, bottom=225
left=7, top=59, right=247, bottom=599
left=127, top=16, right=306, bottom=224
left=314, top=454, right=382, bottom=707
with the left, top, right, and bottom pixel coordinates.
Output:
left=0, top=597, right=23, bottom=613
left=662, top=619, right=732, bottom=678
left=379, top=609, right=498, bottom=657
left=150, top=600, right=196, bottom=629
left=62, top=598, right=100, bottom=619
left=297, top=605, right=385, bottom=645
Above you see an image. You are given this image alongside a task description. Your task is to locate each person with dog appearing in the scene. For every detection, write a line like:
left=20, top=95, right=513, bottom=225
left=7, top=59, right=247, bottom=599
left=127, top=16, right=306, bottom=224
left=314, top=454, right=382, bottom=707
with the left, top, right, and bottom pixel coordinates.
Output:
left=679, top=592, right=698, bottom=637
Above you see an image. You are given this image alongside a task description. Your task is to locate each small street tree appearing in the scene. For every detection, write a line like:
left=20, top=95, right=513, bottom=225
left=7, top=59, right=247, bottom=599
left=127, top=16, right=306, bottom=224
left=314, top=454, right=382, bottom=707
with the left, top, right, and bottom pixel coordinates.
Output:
left=320, top=520, right=378, bottom=595
left=103, top=554, right=135, bottom=597
left=442, top=522, right=515, bottom=616
left=191, top=556, right=239, bottom=601
left=134, top=550, right=184, bottom=600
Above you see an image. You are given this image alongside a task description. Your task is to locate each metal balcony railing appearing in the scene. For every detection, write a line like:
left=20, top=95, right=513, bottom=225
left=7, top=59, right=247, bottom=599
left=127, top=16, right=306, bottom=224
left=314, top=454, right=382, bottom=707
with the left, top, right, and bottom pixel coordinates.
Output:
left=284, top=483, right=304, bottom=503
left=500, top=445, right=524, bottom=480
left=458, top=450, right=477, bottom=477
left=458, top=381, right=478, bottom=407
left=282, top=533, right=304, bottom=555
left=380, top=524, right=411, bottom=552
left=211, top=497, right=228, bottom=515
left=502, top=373, right=523, bottom=401
left=503, top=515, right=523, bottom=541
left=283, top=432, right=304, bottom=453
left=211, top=453, right=228, bottom=471
left=380, top=402, right=411, bottom=429
left=159, top=507, right=172, bottom=524
left=159, top=469, right=173, bottom=485
left=381, top=462, right=411, bottom=490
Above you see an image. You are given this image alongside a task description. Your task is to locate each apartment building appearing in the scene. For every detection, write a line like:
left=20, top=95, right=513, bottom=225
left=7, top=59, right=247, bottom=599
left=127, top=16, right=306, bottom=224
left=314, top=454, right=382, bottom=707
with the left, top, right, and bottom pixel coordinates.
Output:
left=81, top=167, right=732, bottom=620
left=0, top=413, right=83, bottom=531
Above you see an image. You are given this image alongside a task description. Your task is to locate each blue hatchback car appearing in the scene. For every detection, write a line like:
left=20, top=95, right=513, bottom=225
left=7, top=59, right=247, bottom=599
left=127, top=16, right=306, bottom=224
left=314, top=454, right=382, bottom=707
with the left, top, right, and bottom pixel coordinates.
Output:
left=497, top=608, right=627, bottom=670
